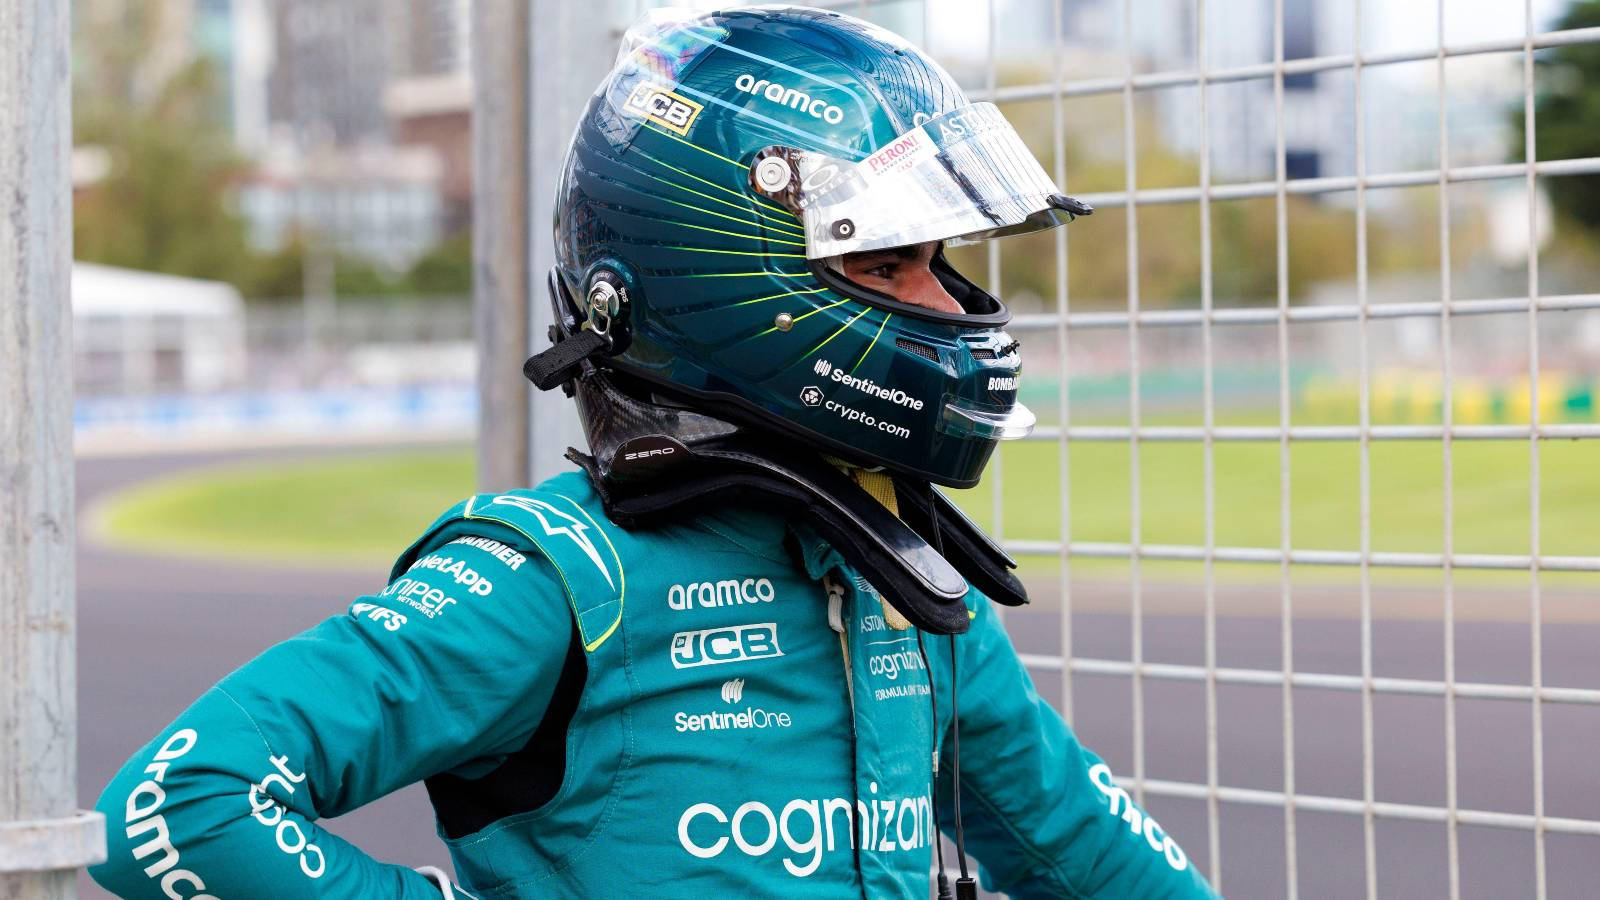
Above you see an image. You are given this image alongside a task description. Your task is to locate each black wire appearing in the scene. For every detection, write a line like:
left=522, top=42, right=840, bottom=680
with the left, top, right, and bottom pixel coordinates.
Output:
left=948, top=632, right=970, bottom=880
left=925, top=484, right=973, bottom=885
left=916, top=631, right=951, bottom=899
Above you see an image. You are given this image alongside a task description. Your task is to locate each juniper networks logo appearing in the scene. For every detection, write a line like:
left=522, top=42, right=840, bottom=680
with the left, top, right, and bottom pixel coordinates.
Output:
left=721, top=678, right=745, bottom=704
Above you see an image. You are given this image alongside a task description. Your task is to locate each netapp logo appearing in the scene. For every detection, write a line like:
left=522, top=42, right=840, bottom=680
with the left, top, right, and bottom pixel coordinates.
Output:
left=735, top=73, right=844, bottom=125
left=988, top=376, right=1019, bottom=391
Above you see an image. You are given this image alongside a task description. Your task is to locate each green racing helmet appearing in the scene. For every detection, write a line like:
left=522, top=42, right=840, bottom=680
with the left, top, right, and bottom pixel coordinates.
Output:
left=544, top=5, right=1090, bottom=490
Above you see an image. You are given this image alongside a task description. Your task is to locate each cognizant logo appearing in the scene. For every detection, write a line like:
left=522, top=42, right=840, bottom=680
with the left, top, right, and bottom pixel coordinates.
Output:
left=734, top=73, right=845, bottom=125
left=678, top=784, right=934, bottom=877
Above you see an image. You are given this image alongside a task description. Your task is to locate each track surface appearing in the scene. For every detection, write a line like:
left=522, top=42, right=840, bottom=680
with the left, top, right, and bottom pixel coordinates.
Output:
left=75, top=448, right=1600, bottom=898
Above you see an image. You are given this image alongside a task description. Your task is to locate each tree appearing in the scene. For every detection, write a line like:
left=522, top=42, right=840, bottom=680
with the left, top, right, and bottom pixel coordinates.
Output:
left=72, top=4, right=256, bottom=284
left=1521, top=0, right=1600, bottom=230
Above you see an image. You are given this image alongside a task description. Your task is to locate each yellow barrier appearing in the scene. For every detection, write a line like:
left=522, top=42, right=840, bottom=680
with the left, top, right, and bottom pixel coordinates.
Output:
left=1296, top=371, right=1599, bottom=425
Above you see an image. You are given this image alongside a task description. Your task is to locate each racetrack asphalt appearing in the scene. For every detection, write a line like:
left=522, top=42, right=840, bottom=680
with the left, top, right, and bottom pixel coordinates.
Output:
left=73, top=447, right=1600, bottom=898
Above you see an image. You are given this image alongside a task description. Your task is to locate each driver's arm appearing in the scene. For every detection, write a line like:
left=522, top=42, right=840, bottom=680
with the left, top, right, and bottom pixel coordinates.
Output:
left=89, top=522, right=572, bottom=898
left=941, top=594, right=1221, bottom=899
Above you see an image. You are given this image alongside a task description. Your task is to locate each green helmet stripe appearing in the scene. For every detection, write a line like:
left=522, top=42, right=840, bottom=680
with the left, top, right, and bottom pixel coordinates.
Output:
left=639, top=122, right=745, bottom=170
left=682, top=270, right=811, bottom=279
left=807, top=306, right=873, bottom=358
left=630, top=168, right=804, bottom=235
left=653, top=245, right=806, bottom=259
left=743, top=296, right=852, bottom=341
left=728, top=286, right=832, bottom=308
left=649, top=218, right=805, bottom=247
left=631, top=143, right=794, bottom=219
left=851, top=312, right=892, bottom=373
left=649, top=192, right=806, bottom=238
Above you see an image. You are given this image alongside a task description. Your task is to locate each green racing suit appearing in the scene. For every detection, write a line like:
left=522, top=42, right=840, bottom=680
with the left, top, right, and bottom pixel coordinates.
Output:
left=90, top=470, right=1219, bottom=899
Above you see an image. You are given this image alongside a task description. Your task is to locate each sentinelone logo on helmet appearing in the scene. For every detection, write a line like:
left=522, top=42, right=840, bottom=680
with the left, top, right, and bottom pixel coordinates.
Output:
left=814, top=358, right=925, bottom=411
left=734, top=73, right=845, bottom=125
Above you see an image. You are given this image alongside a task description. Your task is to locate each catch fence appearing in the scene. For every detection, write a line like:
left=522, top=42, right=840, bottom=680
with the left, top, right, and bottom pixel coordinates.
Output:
left=495, top=1, right=1600, bottom=896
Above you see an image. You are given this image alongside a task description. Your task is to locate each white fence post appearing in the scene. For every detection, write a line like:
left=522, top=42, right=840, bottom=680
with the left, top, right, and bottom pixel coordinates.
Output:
left=0, top=0, right=107, bottom=894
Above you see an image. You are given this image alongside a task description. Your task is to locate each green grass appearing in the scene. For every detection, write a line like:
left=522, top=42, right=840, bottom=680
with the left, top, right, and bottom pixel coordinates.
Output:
left=955, top=439, right=1599, bottom=586
left=94, top=440, right=1598, bottom=585
left=96, top=448, right=476, bottom=566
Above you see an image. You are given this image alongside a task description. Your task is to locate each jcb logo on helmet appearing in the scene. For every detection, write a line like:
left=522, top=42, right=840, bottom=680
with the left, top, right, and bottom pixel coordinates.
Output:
left=622, top=81, right=703, bottom=135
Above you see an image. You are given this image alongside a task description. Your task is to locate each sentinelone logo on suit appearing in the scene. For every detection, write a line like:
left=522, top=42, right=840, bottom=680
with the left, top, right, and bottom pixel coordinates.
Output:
left=674, top=678, right=794, bottom=734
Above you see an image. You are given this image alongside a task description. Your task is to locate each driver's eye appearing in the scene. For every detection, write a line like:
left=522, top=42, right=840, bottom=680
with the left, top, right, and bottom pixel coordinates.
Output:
left=864, top=264, right=894, bottom=279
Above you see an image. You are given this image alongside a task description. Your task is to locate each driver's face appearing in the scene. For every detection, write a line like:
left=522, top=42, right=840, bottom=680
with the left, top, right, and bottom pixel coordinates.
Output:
left=838, top=242, right=962, bottom=315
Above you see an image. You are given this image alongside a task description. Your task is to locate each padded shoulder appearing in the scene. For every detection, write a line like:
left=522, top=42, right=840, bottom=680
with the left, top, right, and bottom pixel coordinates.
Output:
left=393, top=474, right=625, bottom=652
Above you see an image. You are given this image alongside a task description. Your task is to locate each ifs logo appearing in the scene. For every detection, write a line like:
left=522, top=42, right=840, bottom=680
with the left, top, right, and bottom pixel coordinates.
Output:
left=671, top=624, right=783, bottom=669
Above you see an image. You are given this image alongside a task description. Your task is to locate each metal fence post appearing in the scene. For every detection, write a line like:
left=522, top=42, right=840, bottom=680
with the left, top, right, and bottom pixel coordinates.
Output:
left=472, top=0, right=533, bottom=492
left=0, top=0, right=107, bottom=895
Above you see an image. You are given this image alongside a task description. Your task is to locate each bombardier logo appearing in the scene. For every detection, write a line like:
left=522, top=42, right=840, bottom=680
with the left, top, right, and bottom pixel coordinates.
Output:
left=489, top=495, right=616, bottom=589
left=735, top=73, right=845, bottom=125
left=988, top=376, right=1019, bottom=391
left=671, top=623, right=783, bottom=669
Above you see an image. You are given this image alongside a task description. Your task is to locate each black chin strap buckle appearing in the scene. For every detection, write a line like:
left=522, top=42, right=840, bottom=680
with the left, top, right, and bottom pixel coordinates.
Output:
left=522, top=329, right=609, bottom=392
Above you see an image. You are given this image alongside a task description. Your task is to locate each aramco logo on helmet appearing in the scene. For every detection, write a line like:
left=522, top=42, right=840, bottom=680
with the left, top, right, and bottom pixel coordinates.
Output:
left=734, top=74, right=845, bottom=125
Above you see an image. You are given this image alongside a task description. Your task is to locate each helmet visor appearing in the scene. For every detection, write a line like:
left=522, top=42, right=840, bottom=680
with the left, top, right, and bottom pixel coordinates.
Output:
left=761, top=103, right=1078, bottom=260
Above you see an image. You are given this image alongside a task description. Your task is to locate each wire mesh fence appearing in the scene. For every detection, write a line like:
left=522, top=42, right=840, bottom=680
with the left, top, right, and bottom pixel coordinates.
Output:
left=533, top=1, right=1600, bottom=895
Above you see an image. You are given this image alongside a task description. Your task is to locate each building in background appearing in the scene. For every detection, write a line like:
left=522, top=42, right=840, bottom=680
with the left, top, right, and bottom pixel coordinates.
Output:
left=266, top=0, right=393, bottom=146
left=72, top=263, right=247, bottom=397
left=237, top=144, right=446, bottom=271
left=387, top=75, right=472, bottom=235
left=386, top=0, right=473, bottom=235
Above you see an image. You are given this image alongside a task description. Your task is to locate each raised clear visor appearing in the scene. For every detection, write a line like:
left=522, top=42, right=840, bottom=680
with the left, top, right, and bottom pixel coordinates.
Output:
left=759, top=103, right=1076, bottom=259
left=940, top=398, right=1037, bottom=441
